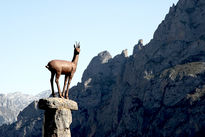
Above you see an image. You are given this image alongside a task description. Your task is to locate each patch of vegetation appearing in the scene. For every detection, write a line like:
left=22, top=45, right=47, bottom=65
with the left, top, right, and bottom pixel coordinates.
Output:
left=187, top=85, right=205, bottom=104
left=160, top=62, right=205, bottom=80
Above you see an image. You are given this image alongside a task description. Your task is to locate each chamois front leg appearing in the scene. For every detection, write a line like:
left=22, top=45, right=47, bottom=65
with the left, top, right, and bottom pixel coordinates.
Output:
left=62, top=75, right=68, bottom=97
left=55, top=73, right=64, bottom=98
left=50, top=72, right=55, bottom=97
left=65, top=75, right=73, bottom=99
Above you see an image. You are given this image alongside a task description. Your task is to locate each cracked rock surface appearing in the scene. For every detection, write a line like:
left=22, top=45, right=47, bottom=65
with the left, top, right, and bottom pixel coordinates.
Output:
left=0, top=0, right=205, bottom=136
left=39, top=98, right=78, bottom=137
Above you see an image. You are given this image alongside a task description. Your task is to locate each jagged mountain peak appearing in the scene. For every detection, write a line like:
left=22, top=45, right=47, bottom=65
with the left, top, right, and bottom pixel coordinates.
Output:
left=121, top=49, right=128, bottom=57
left=81, top=50, right=112, bottom=82
left=153, top=0, right=205, bottom=43
left=97, top=50, right=112, bottom=64
left=0, top=90, right=50, bottom=126
left=1, top=0, right=205, bottom=137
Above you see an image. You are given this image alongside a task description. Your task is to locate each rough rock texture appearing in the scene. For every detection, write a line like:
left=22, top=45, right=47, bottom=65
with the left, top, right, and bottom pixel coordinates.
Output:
left=1, top=0, right=205, bottom=137
left=0, top=92, right=34, bottom=126
left=0, top=101, right=44, bottom=137
left=38, top=98, right=78, bottom=137
left=82, top=51, right=112, bottom=83
left=70, top=0, right=205, bottom=136
left=38, top=98, right=78, bottom=110
left=133, top=39, right=144, bottom=54
left=0, top=90, right=50, bottom=126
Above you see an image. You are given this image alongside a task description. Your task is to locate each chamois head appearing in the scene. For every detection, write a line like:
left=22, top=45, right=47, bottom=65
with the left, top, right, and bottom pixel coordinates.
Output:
left=74, top=42, right=80, bottom=55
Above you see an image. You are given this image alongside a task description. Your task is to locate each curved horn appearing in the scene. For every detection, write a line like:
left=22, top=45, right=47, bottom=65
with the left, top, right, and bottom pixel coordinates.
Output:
left=78, top=42, right=80, bottom=48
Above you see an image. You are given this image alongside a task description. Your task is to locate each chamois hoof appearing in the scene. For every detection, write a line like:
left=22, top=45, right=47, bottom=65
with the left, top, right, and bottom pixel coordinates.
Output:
left=59, top=95, right=65, bottom=99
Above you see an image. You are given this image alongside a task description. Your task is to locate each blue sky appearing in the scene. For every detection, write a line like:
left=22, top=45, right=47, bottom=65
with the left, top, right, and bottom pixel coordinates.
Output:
left=0, top=0, right=178, bottom=95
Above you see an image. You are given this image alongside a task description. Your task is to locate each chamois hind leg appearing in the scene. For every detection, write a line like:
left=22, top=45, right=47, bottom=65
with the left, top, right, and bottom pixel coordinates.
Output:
left=50, top=72, right=55, bottom=97
left=62, top=75, right=68, bottom=97
left=55, top=72, right=63, bottom=98
left=65, top=75, right=73, bottom=99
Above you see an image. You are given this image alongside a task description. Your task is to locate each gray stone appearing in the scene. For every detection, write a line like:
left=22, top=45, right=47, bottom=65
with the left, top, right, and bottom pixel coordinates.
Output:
left=0, top=90, right=51, bottom=126
left=0, top=101, right=44, bottom=137
left=38, top=98, right=78, bottom=110
left=38, top=98, right=78, bottom=137
left=1, top=0, right=205, bottom=137
left=81, top=50, right=112, bottom=83
left=133, top=39, right=144, bottom=54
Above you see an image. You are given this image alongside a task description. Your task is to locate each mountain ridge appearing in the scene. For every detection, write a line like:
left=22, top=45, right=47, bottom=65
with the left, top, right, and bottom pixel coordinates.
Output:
left=0, top=90, right=50, bottom=126
left=1, top=0, right=205, bottom=136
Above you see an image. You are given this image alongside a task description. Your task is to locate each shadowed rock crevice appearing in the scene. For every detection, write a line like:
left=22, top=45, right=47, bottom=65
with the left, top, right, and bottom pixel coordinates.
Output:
left=0, top=0, right=205, bottom=136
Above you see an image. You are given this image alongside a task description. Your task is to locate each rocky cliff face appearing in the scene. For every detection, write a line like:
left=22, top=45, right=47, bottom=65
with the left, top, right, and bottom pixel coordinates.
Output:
left=70, top=0, right=205, bottom=136
left=1, top=0, right=205, bottom=136
left=0, top=92, right=34, bottom=126
left=81, top=51, right=112, bottom=83
left=0, top=90, right=50, bottom=126
left=0, top=101, right=44, bottom=137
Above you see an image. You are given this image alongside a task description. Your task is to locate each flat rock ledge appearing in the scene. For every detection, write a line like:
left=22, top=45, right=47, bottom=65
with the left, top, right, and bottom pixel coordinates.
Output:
left=38, top=97, right=78, bottom=137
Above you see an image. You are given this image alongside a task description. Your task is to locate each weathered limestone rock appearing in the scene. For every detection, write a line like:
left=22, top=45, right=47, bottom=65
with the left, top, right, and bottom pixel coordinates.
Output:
left=81, top=50, right=112, bottom=83
left=133, top=39, right=143, bottom=54
left=1, top=0, right=205, bottom=137
left=38, top=98, right=78, bottom=137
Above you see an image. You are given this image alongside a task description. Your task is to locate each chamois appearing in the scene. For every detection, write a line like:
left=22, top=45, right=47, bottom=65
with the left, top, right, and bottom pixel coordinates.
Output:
left=46, top=42, right=80, bottom=99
